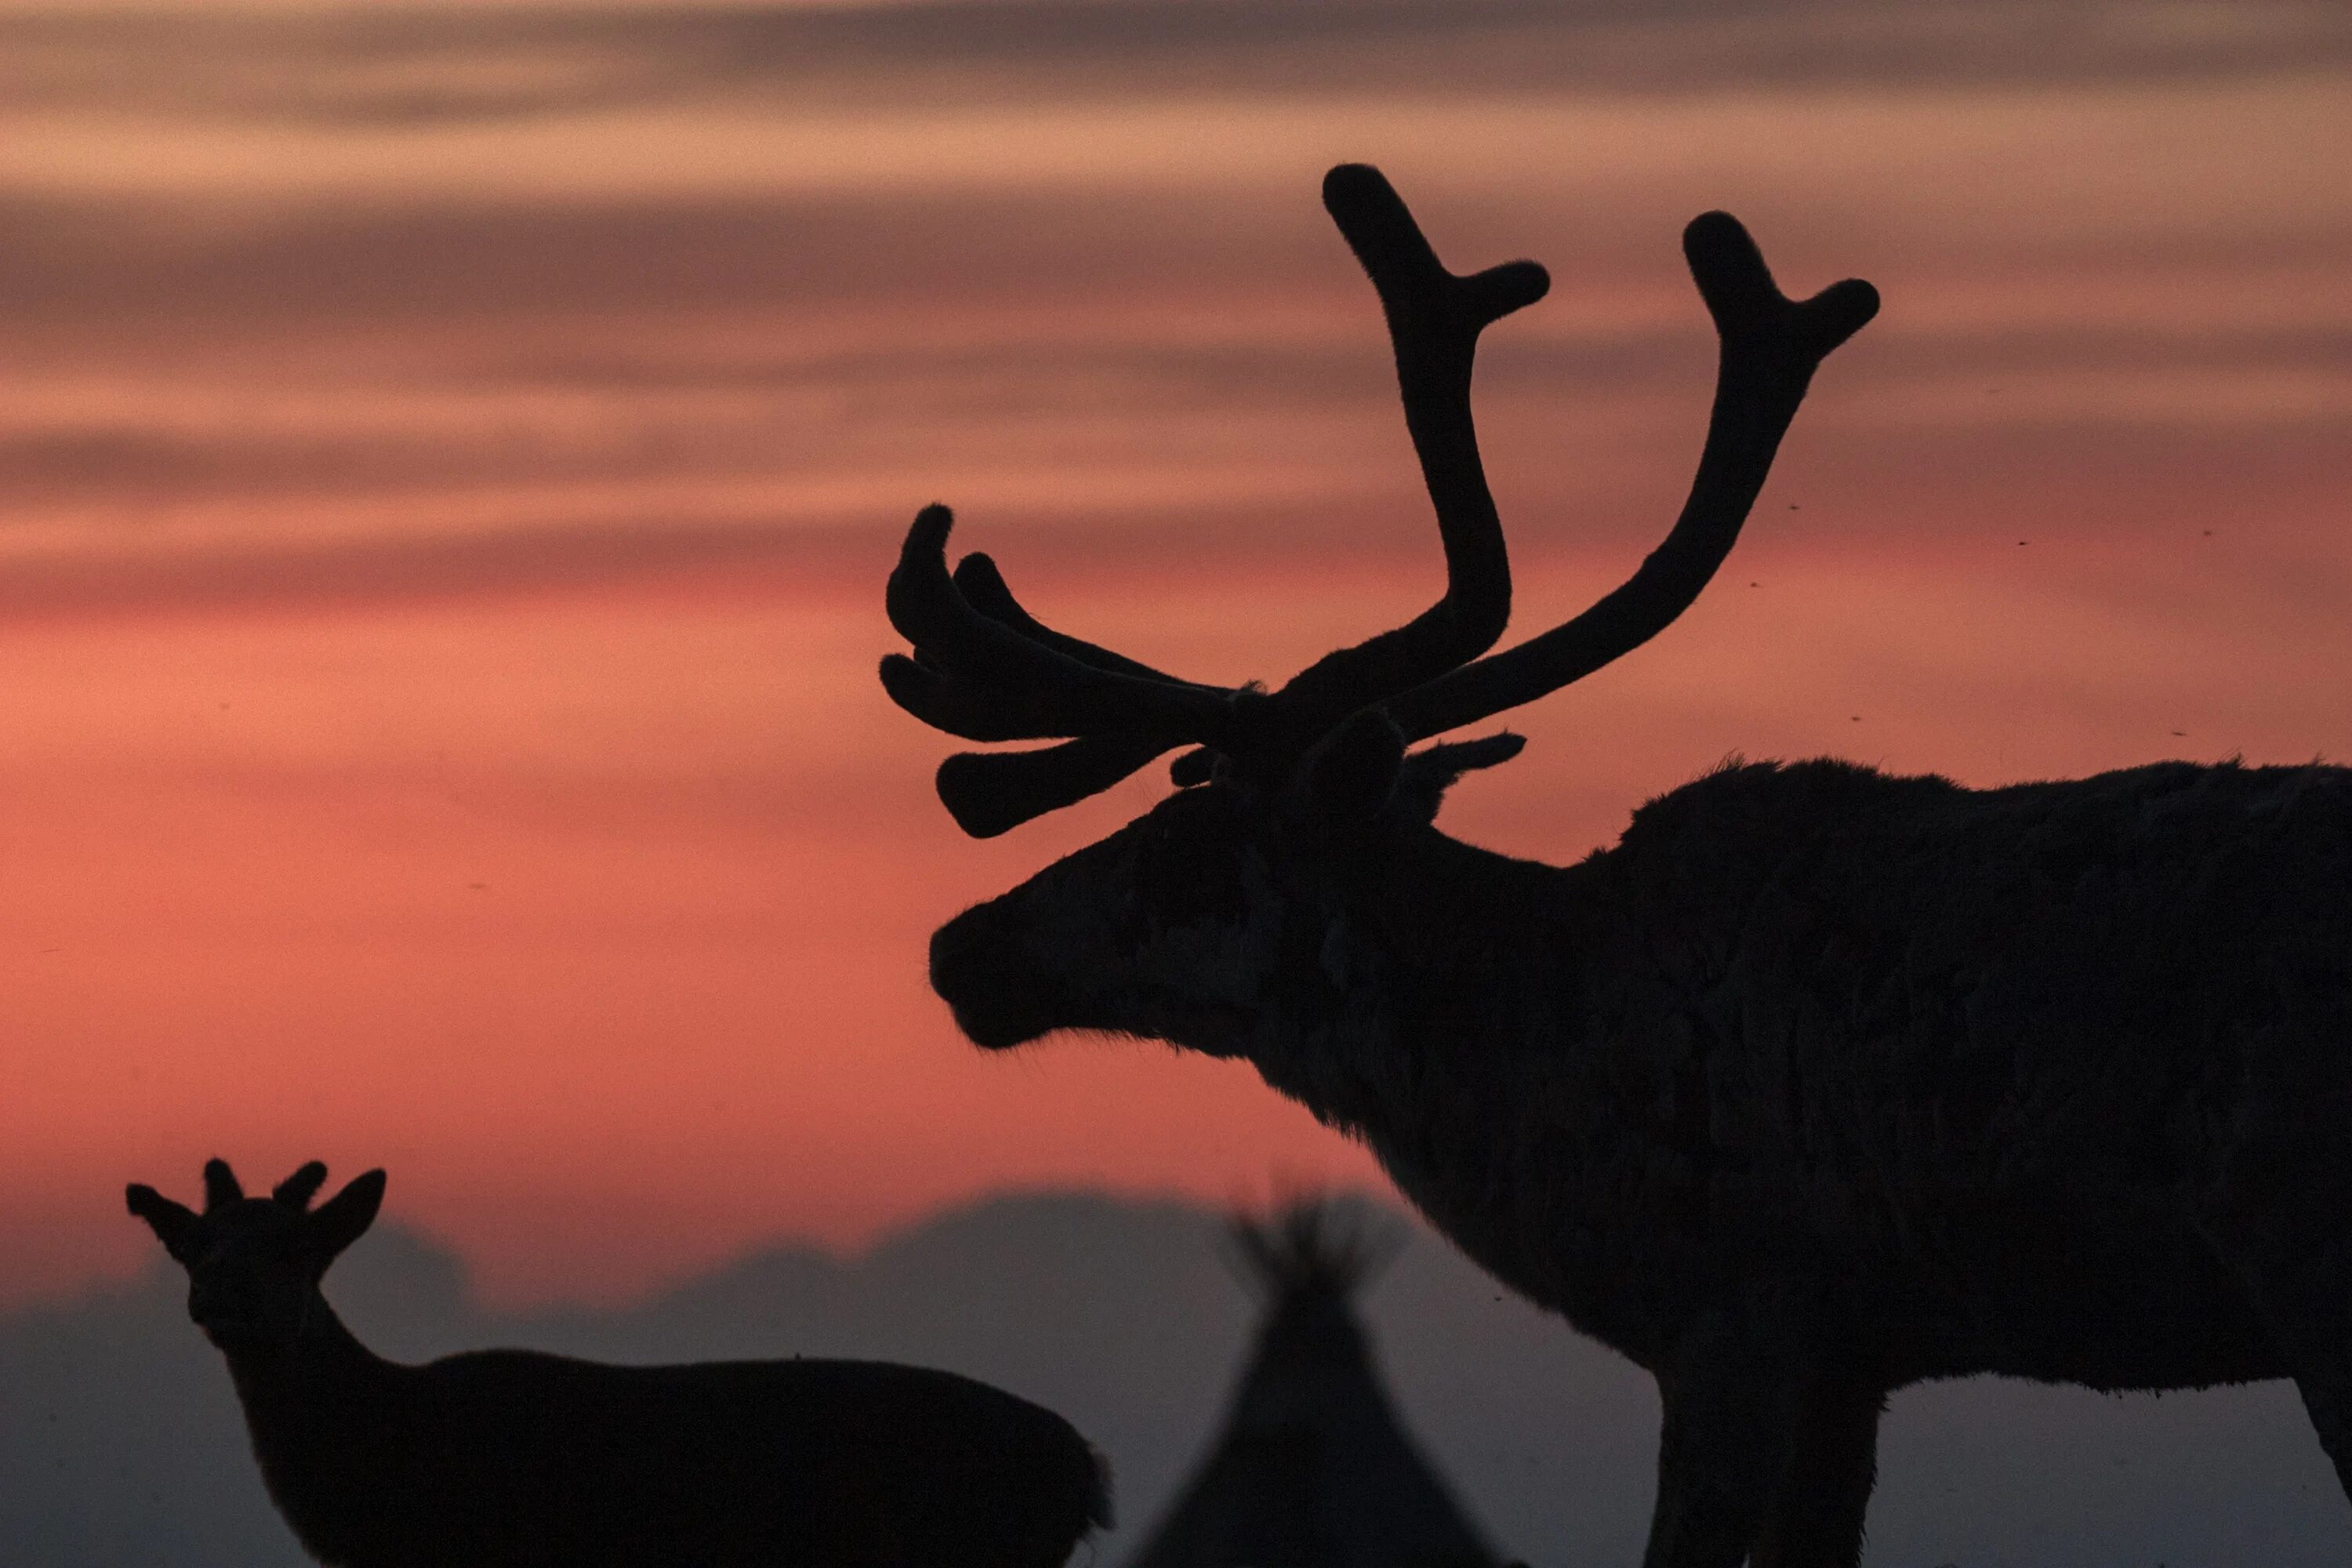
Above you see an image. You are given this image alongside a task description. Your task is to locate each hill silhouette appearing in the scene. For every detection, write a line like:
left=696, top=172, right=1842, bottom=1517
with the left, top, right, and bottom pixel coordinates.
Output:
left=4, top=1190, right=2347, bottom=1565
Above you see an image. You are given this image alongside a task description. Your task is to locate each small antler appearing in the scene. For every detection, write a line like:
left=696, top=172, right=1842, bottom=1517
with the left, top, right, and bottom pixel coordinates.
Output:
left=884, top=506, right=1253, bottom=748
left=274, top=1161, right=330, bottom=1210
left=203, top=1157, right=244, bottom=1212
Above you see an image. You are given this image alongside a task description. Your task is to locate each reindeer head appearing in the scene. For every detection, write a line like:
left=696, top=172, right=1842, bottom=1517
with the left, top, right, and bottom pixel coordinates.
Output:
left=885, top=165, right=1876, bottom=1057
left=126, top=1159, right=384, bottom=1353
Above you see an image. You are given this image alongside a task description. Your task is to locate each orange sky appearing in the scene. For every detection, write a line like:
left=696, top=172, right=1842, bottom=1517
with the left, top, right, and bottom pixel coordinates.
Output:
left=2, top=0, right=2349, bottom=1307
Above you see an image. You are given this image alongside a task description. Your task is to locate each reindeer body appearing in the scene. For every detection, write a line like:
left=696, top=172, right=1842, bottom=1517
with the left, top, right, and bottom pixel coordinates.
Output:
left=129, top=1161, right=1110, bottom=1568
left=934, top=749, right=2352, bottom=1564
left=884, top=166, right=2352, bottom=1562
left=228, top=1324, right=1106, bottom=1568
left=1236, top=755, right=2348, bottom=1393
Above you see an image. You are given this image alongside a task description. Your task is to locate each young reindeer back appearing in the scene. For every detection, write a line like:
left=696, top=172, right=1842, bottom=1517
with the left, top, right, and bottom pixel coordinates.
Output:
left=128, top=1159, right=1111, bottom=1568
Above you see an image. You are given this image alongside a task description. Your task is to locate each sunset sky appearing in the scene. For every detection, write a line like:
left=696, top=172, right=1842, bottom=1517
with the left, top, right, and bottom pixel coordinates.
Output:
left=2, top=0, right=2348, bottom=1308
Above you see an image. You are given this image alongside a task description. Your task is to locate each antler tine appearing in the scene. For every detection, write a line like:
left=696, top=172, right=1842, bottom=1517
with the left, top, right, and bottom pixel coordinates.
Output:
left=935, top=731, right=1185, bottom=838
left=202, top=1157, right=244, bottom=1212
left=880, top=655, right=1099, bottom=745
left=907, top=553, right=1207, bottom=829
left=274, top=1161, right=330, bottom=1210
left=950, top=554, right=1186, bottom=684
left=885, top=506, right=1250, bottom=745
left=1261, top=165, right=1548, bottom=739
left=1386, top=212, right=1877, bottom=742
left=884, top=510, right=1244, bottom=831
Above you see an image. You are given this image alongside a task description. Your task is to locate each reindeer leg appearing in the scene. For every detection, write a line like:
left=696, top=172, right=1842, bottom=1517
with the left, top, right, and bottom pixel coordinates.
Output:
left=2295, top=1367, right=2352, bottom=1505
left=2201, top=1218, right=2352, bottom=1508
left=1749, top=1370, right=1883, bottom=1568
left=1640, top=1307, right=1815, bottom=1568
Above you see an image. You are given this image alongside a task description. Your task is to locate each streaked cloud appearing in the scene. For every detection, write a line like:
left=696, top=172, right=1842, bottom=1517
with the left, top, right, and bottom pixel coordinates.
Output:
left=4, top=1, right=2349, bottom=130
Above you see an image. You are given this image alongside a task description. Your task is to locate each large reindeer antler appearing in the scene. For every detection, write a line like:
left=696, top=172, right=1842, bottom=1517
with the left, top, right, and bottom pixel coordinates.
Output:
left=1385, top=212, right=1877, bottom=742
left=885, top=165, right=1542, bottom=834
left=884, top=165, right=1876, bottom=836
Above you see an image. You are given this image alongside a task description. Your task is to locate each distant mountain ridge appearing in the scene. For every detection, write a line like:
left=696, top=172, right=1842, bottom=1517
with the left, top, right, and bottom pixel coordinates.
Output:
left=3, top=1189, right=2346, bottom=1566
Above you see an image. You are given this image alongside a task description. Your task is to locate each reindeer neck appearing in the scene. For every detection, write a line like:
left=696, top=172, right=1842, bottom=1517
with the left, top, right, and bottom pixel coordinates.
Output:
left=222, top=1291, right=396, bottom=1425
left=1243, top=824, right=1607, bottom=1127
left=220, top=1292, right=407, bottom=1557
left=1218, top=828, right=1632, bottom=1316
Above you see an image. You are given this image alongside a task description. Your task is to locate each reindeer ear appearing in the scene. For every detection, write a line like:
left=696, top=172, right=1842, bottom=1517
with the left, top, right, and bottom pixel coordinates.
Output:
left=1393, top=732, right=1526, bottom=824
left=307, top=1170, right=386, bottom=1263
left=1293, top=709, right=1406, bottom=826
left=126, top=1185, right=201, bottom=1261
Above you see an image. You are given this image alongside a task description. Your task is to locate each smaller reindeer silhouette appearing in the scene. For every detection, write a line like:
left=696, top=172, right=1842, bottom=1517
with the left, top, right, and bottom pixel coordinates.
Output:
left=127, top=1158, right=1111, bottom=1568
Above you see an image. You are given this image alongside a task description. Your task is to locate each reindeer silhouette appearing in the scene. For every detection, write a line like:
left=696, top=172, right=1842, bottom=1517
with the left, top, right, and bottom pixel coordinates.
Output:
left=882, top=164, right=2352, bottom=1566
left=127, top=1159, right=1112, bottom=1568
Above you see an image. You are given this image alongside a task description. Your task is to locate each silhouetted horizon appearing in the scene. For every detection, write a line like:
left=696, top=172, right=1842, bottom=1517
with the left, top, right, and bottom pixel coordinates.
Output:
left=11, top=1186, right=2350, bottom=1565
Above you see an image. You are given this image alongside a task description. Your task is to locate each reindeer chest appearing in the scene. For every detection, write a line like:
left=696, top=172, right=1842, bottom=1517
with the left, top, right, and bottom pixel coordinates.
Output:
left=1272, top=833, right=2309, bottom=1376
left=1261, top=993, right=1788, bottom=1367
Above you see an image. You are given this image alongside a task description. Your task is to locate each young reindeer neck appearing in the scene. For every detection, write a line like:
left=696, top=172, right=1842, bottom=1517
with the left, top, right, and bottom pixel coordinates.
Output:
left=125, top=1158, right=398, bottom=1436
left=219, top=1279, right=387, bottom=1410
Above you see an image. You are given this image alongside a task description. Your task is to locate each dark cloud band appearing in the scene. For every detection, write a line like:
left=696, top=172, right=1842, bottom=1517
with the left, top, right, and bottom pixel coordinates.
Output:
left=4, top=0, right=2348, bottom=125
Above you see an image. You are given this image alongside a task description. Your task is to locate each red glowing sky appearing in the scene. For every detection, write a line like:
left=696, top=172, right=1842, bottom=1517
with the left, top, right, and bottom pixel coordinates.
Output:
left=2, top=1, right=2348, bottom=1306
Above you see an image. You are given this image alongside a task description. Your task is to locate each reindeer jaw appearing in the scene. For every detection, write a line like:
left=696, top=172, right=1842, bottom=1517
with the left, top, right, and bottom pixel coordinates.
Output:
left=927, top=913, right=1068, bottom=1051
left=945, top=997, right=1061, bottom=1053
left=929, top=912, right=1263, bottom=1056
left=934, top=967, right=1253, bottom=1058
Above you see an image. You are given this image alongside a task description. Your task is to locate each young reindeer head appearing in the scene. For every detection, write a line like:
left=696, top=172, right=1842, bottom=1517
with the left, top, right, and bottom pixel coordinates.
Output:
left=882, top=164, right=1875, bottom=1060
left=126, top=1159, right=385, bottom=1355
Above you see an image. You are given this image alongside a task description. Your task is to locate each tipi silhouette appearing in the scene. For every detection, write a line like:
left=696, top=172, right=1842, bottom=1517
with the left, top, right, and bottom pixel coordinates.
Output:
left=1124, top=1200, right=1505, bottom=1568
